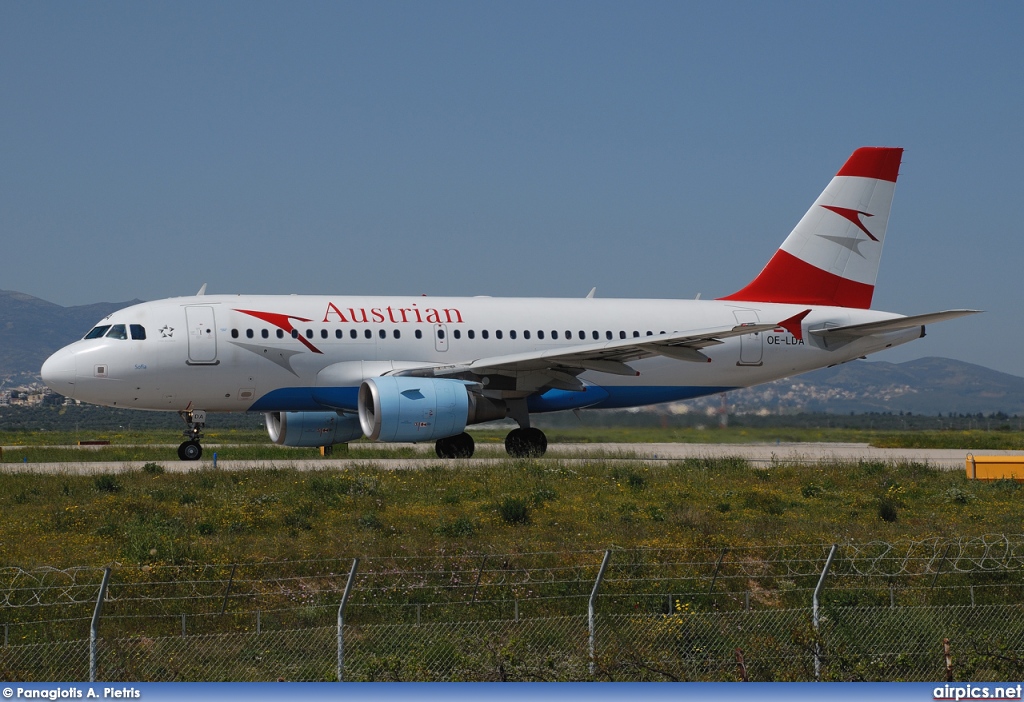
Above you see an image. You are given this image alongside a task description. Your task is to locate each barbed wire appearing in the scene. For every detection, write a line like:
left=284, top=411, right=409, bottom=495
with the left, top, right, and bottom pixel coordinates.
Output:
left=3, top=538, right=1022, bottom=614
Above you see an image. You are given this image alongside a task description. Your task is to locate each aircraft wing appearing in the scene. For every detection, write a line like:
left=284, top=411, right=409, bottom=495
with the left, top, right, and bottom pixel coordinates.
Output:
left=393, top=312, right=807, bottom=393
left=809, top=309, right=981, bottom=339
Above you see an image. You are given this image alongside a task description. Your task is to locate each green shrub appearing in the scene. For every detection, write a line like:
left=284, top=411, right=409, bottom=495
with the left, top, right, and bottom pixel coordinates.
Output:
left=436, top=515, right=475, bottom=537
left=944, top=487, right=974, bottom=505
left=498, top=497, right=531, bottom=525
left=801, top=483, right=824, bottom=498
left=94, top=474, right=122, bottom=493
left=358, top=512, right=384, bottom=530
left=142, top=462, right=165, bottom=475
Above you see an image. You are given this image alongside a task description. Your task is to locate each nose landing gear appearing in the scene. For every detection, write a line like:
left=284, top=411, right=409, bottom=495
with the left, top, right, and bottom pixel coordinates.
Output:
left=177, top=408, right=207, bottom=461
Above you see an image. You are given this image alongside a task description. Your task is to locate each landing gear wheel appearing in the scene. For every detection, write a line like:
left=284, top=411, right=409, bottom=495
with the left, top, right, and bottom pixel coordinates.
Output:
left=435, top=432, right=475, bottom=459
left=505, top=427, right=547, bottom=458
left=177, top=409, right=207, bottom=462
left=178, top=440, right=203, bottom=461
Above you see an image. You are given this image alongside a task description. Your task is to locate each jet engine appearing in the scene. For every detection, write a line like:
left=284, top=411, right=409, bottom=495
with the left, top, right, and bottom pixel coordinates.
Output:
left=265, top=411, right=364, bottom=447
left=358, top=376, right=506, bottom=442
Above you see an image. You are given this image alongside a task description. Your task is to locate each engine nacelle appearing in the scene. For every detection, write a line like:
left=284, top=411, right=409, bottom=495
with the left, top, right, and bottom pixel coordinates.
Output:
left=358, top=377, right=506, bottom=442
left=265, top=411, right=364, bottom=447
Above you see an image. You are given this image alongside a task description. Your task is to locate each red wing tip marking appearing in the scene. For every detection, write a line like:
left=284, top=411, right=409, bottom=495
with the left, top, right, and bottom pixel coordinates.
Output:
left=777, top=309, right=812, bottom=341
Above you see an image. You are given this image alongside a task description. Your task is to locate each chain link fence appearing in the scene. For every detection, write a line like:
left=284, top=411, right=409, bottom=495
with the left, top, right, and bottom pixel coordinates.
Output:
left=3, top=539, right=1024, bottom=681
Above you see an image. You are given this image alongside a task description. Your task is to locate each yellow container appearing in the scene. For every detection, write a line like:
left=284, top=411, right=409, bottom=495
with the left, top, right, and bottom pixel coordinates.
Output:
left=966, top=454, right=1024, bottom=481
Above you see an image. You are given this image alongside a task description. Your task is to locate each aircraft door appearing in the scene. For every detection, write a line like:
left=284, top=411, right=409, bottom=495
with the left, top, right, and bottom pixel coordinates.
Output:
left=434, top=324, right=449, bottom=352
left=185, top=306, right=218, bottom=364
left=733, top=310, right=763, bottom=366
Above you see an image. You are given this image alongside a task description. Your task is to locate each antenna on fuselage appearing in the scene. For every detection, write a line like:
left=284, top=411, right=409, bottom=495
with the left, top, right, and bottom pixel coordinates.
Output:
left=196, top=283, right=207, bottom=296
left=586, top=287, right=597, bottom=299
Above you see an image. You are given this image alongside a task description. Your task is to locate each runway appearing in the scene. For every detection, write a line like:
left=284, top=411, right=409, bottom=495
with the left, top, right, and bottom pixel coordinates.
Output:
left=3, top=442, right=1016, bottom=474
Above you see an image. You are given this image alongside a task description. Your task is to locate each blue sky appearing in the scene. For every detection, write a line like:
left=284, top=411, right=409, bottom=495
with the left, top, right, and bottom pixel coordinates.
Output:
left=2, top=2, right=1022, bottom=375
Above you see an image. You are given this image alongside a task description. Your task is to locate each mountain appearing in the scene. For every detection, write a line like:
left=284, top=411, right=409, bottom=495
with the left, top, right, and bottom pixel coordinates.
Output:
left=0, top=290, right=142, bottom=383
left=684, top=357, right=1024, bottom=416
left=2, top=291, right=1022, bottom=415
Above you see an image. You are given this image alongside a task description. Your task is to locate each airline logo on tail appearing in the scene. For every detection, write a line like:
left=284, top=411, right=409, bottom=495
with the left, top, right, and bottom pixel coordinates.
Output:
left=721, top=146, right=903, bottom=309
left=820, top=205, right=878, bottom=242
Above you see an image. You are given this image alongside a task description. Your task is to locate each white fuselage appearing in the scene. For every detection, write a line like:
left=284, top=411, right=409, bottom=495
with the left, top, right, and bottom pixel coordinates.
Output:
left=41, top=293, right=919, bottom=415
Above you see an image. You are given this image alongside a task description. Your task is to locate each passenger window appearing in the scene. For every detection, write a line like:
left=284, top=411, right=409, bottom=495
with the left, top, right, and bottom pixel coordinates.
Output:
left=454, top=329, right=461, bottom=339
left=606, top=331, right=613, bottom=340
left=351, top=329, right=358, bottom=339
left=306, top=329, right=314, bottom=339
left=619, top=331, right=626, bottom=339
left=247, top=329, right=254, bottom=339
left=496, top=330, right=503, bottom=339
left=468, top=330, right=475, bottom=339
left=551, top=331, right=559, bottom=340
left=336, top=330, right=343, bottom=339
left=633, top=331, right=640, bottom=338
left=379, top=329, right=386, bottom=339
left=592, top=331, right=599, bottom=340
left=538, top=330, right=545, bottom=340
left=321, top=329, right=328, bottom=339
left=231, top=329, right=239, bottom=339
left=565, top=331, right=572, bottom=340
left=647, top=331, right=653, bottom=336
left=394, top=330, right=401, bottom=339
left=438, top=329, right=446, bottom=339
left=85, top=326, right=111, bottom=339
left=510, top=330, right=517, bottom=339
left=106, top=324, right=128, bottom=340
left=291, top=330, right=299, bottom=338
left=524, top=330, right=531, bottom=340
left=415, top=329, right=423, bottom=339
left=130, top=324, right=146, bottom=340
left=482, top=330, right=489, bottom=339
left=277, top=329, right=284, bottom=338
left=262, top=329, right=269, bottom=339
left=364, top=329, right=372, bottom=339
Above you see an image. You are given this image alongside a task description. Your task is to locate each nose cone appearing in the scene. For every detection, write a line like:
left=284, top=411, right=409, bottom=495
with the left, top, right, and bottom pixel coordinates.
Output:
left=41, top=347, right=77, bottom=398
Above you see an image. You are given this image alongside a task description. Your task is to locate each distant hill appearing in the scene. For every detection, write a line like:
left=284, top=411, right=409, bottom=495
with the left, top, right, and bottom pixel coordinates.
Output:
left=2, top=290, right=1022, bottom=415
left=685, top=357, right=1024, bottom=416
left=0, top=290, right=141, bottom=383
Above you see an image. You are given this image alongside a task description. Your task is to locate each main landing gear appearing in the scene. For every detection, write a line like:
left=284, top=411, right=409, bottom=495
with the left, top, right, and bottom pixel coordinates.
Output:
left=435, top=432, right=475, bottom=459
left=504, top=427, right=548, bottom=458
left=177, top=408, right=207, bottom=461
left=432, top=414, right=548, bottom=460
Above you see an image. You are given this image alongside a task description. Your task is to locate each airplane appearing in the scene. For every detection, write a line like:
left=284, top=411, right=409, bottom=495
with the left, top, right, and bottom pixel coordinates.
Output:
left=40, top=147, right=979, bottom=461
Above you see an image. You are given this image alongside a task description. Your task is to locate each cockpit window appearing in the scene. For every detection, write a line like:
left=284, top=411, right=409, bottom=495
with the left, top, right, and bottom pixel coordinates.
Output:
left=84, top=325, right=111, bottom=339
left=105, top=324, right=128, bottom=340
left=130, top=324, right=146, bottom=340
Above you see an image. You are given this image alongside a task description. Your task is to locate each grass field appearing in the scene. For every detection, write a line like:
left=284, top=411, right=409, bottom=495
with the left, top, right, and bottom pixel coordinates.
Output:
left=1, top=449, right=1020, bottom=569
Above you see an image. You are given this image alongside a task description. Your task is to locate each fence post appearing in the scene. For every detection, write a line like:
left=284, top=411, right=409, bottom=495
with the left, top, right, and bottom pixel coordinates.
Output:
left=944, top=638, right=953, bottom=682
left=813, top=544, right=837, bottom=681
left=336, top=558, right=359, bottom=682
left=931, top=544, right=951, bottom=588
left=90, top=567, right=111, bottom=683
left=708, top=547, right=728, bottom=595
left=589, top=550, right=612, bottom=677
left=220, top=564, right=237, bottom=615
left=471, top=555, right=487, bottom=603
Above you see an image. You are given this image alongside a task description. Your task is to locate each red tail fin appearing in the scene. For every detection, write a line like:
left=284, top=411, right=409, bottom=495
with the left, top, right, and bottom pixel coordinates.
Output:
left=720, top=147, right=903, bottom=309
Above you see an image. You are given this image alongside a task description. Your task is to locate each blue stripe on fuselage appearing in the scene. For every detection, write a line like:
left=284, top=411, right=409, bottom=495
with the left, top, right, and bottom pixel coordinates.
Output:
left=247, top=384, right=736, bottom=414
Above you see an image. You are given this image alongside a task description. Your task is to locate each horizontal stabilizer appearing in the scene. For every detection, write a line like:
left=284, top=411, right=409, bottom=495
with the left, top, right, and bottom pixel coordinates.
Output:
left=810, top=309, right=981, bottom=338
